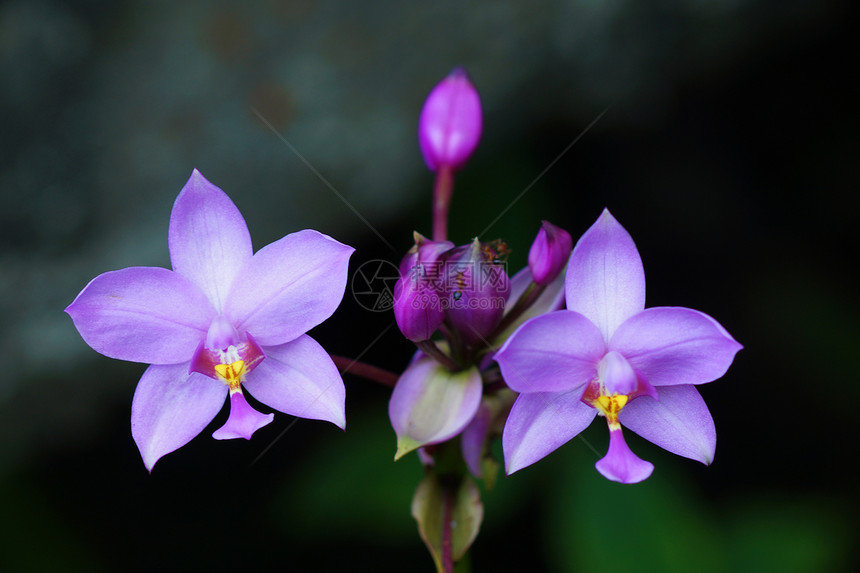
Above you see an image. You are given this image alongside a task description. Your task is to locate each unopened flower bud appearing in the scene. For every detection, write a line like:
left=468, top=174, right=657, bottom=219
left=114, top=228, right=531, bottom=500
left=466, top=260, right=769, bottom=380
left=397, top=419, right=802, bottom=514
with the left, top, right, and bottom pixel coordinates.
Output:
left=418, top=68, right=483, bottom=171
left=528, top=220, right=572, bottom=285
left=443, top=238, right=511, bottom=346
left=393, top=234, right=454, bottom=342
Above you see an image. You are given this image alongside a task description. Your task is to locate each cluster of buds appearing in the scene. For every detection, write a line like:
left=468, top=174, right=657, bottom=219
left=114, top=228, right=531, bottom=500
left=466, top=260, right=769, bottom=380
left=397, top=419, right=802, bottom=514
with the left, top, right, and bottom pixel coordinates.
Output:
left=388, top=69, right=576, bottom=571
left=389, top=71, right=574, bottom=462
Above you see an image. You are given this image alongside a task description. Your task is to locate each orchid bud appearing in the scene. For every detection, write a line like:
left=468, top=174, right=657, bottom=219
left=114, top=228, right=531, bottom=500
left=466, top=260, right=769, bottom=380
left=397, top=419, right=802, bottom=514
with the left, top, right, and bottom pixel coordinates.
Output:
left=393, top=233, right=454, bottom=342
left=528, top=220, right=573, bottom=285
left=442, top=238, right=511, bottom=346
left=389, top=355, right=482, bottom=459
left=418, top=68, right=483, bottom=171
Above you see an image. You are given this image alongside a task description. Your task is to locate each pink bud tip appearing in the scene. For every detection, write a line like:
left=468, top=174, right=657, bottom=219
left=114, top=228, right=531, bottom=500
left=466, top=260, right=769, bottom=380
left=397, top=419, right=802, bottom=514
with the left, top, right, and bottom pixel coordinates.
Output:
left=528, top=221, right=573, bottom=285
left=418, top=68, right=483, bottom=171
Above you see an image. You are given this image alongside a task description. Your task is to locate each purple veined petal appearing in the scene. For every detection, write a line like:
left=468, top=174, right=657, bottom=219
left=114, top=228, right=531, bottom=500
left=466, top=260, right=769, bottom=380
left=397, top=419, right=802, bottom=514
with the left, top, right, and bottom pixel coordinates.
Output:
left=495, top=310, right=605, bottom=394
left=212, top=391, right=274, bottom=440
left=566, top=209, right=646, bottom=343
left=594, top=426, right=654, bottom=484
left=503, top=391, right=596, bottom=474
left=389, top=357, right=482, bottom=460
left=131, top=363, right=228, bottom=472
left=168, top=169, right=253, bottom=313
left=619, top=385, right=716, bottom=464
left=65, top=267, right=214, bottom=364
left=225, top=229, right=354, bottom=347
left=610, top=307, right=743, bottom=386
left=242, top=334, right=346, bottom=429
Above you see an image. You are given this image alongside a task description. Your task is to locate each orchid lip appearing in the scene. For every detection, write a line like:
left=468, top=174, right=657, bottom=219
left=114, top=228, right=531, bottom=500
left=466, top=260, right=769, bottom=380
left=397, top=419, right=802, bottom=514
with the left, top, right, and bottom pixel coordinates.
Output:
left=189, top=329, right=266, bottom=388
left=212, top=390, right=274, bottom=440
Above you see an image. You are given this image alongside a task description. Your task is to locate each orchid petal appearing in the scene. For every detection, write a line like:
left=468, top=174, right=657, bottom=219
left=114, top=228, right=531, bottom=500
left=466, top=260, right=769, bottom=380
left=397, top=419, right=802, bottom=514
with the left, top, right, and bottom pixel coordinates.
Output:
left=461, top=401, right=493, bottom=478
left=600, top=350, right=638, bottom=395
left=389, top=358, right=482, bottom=459
left=566, top=209, right=645, bottom=342
left=65, top=267, right=214, bottom=364
left=595, top=426, right=654, bottom=484
left=131, top=363, right=228, bottom=471
left=225, top=230, right=354, bottom=346
left=243, top=334, right=346, bottom=429
left=503, top=391, right=596, bottom=474
left=495, top=311, right=604, bottom=394
left=168, top=169, right=253, bottom=313
left=620, top=385, right=716, bottom=464
left=610, top=307, right=742, bottom=386
left=211, top=391, right=274, bottom=440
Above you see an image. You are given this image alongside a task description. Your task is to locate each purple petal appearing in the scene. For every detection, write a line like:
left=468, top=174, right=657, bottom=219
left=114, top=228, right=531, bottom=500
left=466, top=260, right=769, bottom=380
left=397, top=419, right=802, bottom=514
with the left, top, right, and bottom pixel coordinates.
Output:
left=503, top=391, right=596, bottom=474
left=225, top=230, right=354, bottom=346
left=461, top=401, right=493, bottom=478
left=211, top=391, right=274, bottom=440
left=131, top=363, right=228, bottom=471
left=620, top=385, right=716, bottom=464
left=566, top=209, right=646, bottom=342
left=495, top=310, right=605, bottom=394
left=65, top=267, right=214, bottom=364
left=168, top=169, right=253, bottom=313
left=600, top=350, right=638, bottom=395
left=242, top=334, right=346, bottom=429
left=389, top=357, right=482, bottom=459
left=594, top=426, right=654, bottom=484
left=610, top=307, right=743, bottom=386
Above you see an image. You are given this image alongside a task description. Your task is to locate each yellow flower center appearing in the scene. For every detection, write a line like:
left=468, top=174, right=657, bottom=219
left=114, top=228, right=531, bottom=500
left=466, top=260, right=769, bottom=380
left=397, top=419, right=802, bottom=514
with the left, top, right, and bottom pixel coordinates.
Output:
left=214, top=359, right=246, bottom=391
left=592, top=393, right=628, bottom=429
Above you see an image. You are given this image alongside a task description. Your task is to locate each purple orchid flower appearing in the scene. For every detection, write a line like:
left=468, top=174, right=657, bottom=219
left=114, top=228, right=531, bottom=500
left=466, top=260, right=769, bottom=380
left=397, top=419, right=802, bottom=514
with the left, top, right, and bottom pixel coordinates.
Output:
left=66, top=169, right=354, bottom=471
left=495, top=209, right=742, bottom=484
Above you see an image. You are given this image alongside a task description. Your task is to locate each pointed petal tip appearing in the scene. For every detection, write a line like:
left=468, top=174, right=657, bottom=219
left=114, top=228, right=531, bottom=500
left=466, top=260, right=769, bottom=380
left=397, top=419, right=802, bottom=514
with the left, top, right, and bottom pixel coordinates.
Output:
left=504, top=457, right=525, bottom=476
left=394, top=436, right=421, bottom=461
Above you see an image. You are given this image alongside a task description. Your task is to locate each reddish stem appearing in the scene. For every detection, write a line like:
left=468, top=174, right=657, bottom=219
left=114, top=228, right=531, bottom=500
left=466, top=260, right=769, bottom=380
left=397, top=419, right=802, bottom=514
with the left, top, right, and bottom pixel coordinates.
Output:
left=330, top=355, right=398, bottom=387
left=432, top=166, right=454, bottom=242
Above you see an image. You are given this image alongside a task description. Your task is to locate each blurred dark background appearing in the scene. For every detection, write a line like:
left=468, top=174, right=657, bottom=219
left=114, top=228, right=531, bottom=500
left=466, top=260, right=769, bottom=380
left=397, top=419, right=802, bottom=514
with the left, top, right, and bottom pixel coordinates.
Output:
left=1, top=0, right=857, bottom=571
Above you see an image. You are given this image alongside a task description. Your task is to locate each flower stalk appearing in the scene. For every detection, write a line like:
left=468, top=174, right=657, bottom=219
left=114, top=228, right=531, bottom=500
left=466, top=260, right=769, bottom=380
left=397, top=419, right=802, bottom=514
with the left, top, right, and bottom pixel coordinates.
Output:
left=433, top=165, right=454, bottom=242
left=329, top=355, right=399, bottom=387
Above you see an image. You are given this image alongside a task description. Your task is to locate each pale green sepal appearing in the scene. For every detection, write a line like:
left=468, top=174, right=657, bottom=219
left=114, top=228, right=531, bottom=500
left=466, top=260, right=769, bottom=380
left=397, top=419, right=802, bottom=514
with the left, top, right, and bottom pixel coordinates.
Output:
left=411, top=469, right=484, bottom=573
left=389, top=359, right=482, bottom=460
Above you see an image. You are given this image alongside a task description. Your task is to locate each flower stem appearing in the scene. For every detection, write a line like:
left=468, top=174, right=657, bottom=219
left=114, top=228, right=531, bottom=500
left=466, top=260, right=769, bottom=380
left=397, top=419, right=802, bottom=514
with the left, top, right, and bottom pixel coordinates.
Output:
left=432, top=166, right=454, bottom=242
left=416, top=340, right=461, bottom=372
left=330, top=355, right=398, bottom=387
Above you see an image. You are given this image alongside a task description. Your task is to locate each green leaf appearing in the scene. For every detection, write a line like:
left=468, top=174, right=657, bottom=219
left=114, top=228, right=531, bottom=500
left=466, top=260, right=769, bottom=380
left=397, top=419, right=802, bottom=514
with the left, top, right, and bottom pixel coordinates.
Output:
left=411, top=470, right=484, bottom=573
